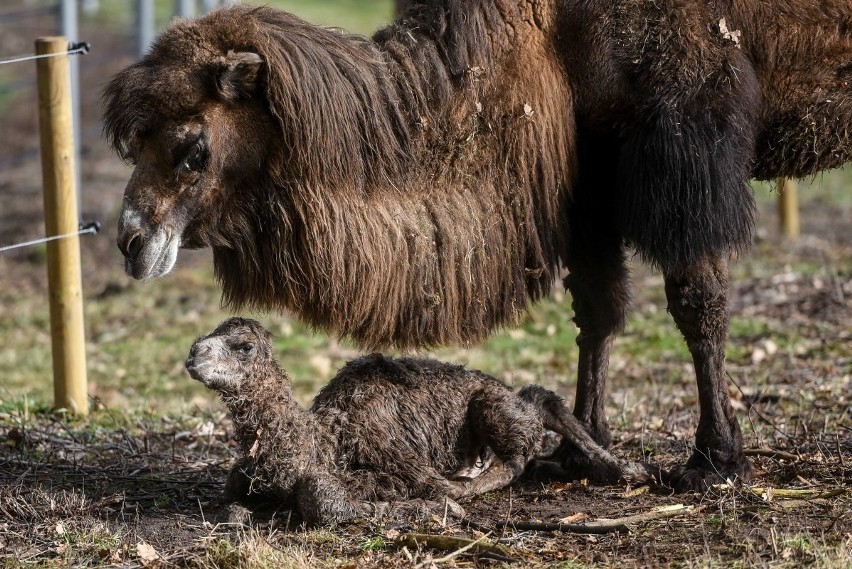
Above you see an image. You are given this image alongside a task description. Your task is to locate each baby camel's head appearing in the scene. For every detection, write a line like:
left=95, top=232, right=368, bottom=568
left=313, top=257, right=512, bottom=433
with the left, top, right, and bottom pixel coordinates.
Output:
left=186, top=318, right=278, bottom=395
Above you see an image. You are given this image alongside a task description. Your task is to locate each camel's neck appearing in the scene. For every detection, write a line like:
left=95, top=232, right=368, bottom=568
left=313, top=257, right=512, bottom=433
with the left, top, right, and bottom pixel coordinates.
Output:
left=225, top=374, right=314, bottom=456
left=214, top=1, right=574, bottom=349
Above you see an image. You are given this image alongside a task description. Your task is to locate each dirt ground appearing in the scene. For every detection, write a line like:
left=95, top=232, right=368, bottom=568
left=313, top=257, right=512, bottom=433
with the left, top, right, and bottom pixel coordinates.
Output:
left=0, top=363, right=849, bottom=568
left=1, top=7, right=851, bottom=568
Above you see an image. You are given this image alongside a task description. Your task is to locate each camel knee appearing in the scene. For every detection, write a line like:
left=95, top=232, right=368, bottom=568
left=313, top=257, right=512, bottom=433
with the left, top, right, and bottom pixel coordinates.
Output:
left=664, top=258, right=730, bottom=346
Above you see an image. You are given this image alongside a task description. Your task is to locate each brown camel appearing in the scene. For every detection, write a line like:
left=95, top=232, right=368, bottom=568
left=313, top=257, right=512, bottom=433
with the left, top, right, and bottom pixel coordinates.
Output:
left=104, top=1, right=852, bottom=490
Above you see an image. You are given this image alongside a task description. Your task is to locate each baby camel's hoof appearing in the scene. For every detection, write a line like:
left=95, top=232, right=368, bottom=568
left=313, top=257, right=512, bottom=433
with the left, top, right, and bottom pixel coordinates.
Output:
left=373, top=498, right=466, bottom=522
left=227, top=504, right=254, bottom=526
left=621, top=461, right=664, bottom=485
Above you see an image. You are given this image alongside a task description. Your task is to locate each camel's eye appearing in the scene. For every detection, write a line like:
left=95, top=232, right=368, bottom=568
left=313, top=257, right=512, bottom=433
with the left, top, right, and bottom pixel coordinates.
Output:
left=174, top=136, right=209, bottom=175
left=236, top=343, right=255, bottom=356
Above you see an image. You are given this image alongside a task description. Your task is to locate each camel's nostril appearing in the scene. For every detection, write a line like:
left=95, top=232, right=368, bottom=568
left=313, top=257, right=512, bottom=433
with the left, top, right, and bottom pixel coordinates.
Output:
left=122, top=233, right=143, bottom=260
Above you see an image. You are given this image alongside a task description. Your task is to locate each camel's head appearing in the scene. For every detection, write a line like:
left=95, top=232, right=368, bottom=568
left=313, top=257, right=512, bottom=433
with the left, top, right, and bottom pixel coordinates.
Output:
left=185, top=317, right=278, bottom=395
left=103, top=14, right=273, bottom=279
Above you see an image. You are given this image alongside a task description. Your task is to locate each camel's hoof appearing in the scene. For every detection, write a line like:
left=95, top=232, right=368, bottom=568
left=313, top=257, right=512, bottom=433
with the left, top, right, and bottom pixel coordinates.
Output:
left=665, top=452, right=754, bottom=492
left=622, top=461, right=664, bottom=485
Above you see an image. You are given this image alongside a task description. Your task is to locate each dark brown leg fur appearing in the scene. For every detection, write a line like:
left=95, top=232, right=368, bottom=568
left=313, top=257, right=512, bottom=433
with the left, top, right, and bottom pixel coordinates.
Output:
left=566, top=254, right=629, bottom=449
left=562, top=140, right=631, bottom=448
left=224, top=460, right=284, bottom=507
left=296, top=473, right=361, bottom=525
left=467, top=381, right=543, bottom=478
left=664, top=255, right=753, bottom=490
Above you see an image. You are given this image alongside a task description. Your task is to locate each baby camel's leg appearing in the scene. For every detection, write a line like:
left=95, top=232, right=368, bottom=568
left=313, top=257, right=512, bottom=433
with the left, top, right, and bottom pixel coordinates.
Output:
left=296, top=473, right=362, bottom=525
left=519, top=385, right=656, bottom=483
left=450, top=382, right=544, bottom=498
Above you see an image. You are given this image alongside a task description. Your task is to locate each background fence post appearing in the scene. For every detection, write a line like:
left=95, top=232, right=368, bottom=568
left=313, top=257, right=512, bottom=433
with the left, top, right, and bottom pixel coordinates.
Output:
left=136, top=0, right=154, bottom=58
left=177, top=0, right=195, bottom=18
left=777, top=178, right=800, bottom=239
left=35, top=36, right=89, bottom=416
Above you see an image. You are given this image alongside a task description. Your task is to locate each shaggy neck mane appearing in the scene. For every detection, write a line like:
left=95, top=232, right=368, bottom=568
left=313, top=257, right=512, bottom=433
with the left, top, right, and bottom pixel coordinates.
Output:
left=214, top=1, right=573, bottom=348
left=207, top=2, right=574, bottom=349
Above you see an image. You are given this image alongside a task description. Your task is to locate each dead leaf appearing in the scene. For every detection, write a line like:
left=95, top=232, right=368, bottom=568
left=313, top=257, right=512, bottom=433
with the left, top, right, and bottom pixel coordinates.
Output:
left=136, top=541, right=160, bottom=564
left=623, top=485, right=650, bottom=498
left=559, top=512, right=588, bottom=524
left=385, top=528, right=401, bottom=540
left=523, top=103, right=534, bottom=118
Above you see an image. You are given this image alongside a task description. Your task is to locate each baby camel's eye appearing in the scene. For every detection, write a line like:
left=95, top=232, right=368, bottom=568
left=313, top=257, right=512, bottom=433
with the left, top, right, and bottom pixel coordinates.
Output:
left=236, top=343, right=255, bottom=356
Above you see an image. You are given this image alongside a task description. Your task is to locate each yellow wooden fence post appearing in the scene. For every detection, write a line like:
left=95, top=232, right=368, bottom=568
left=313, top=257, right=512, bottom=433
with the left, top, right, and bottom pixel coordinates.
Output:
left=35, top=36, right=88, bottom=415
left=776, top=177, right=800, bottom=239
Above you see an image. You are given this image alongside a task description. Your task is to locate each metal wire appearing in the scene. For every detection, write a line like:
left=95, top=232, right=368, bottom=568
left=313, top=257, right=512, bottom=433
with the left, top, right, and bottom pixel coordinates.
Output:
left=0, top=42, right=89, bottom=66
left=0, top=222, right=100, bottom=253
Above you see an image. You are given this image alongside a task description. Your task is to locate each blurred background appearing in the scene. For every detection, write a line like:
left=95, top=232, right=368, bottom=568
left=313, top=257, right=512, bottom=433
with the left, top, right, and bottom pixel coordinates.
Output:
left=0, top=0, right=849, bottom=421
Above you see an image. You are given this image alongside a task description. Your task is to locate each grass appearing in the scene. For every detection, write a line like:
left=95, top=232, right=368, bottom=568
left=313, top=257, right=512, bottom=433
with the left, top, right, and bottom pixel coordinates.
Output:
left=2, top=173, right=850, bottom=412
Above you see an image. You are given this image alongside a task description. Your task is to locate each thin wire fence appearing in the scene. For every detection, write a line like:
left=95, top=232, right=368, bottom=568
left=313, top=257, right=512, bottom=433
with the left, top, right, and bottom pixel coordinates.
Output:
left=0, top=222, right=101, bottom=254
left=0, top=42, right=89, bottom=66
left=0, top=1, right=226, bottom=253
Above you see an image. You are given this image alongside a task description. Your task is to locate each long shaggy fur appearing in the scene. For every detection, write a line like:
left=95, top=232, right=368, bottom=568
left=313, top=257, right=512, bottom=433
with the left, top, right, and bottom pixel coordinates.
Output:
left=105, top=0, right=852, bottom=494
left=103, top=0, right=852, bottom=337
left=104, top=2, right=573, bottom=349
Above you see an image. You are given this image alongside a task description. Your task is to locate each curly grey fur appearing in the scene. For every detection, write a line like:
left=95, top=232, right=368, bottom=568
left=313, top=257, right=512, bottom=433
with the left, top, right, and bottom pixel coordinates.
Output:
left=187, top=318, right=651, bottom=525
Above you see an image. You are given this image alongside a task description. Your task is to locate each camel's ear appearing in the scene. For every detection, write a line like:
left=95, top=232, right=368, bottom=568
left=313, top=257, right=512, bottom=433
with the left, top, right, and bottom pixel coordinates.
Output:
left=214, top=51, right=263, bottom=101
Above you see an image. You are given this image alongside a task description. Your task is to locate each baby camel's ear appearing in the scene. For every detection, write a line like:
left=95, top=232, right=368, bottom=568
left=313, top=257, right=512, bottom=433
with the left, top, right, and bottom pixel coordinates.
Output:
left=214, top=51, right=263, bottom=101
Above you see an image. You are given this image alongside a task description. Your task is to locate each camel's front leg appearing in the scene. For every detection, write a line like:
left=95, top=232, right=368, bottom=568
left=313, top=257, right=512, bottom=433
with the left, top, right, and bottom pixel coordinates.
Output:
left=563, top=244, right=631, bottom=448
left=664, top=255, right=753, bottom=491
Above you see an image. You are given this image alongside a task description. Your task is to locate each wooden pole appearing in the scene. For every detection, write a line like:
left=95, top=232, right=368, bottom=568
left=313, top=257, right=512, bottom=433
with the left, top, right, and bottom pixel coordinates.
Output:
left=776, top=177, right=800, bottom=239
left=36, top=36, right=88, bottom=415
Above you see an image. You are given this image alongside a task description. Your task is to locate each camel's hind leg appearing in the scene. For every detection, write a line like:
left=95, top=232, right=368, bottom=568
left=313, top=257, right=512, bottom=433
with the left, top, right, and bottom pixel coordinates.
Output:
left=519, top=385, right=655, bottom=484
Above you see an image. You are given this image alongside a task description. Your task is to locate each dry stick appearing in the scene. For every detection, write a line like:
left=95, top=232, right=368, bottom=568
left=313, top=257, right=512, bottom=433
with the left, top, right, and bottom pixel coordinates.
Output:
left=836, top=434, right=846, bottom=470
left=505, top=504, right=700, bottom=534
left=743, top=487, right=848, bottom=500
left=727, top=372, right=795, bottom=441
left=395, top=533, right=514, bottom=560
left=743, top=448, right=800, bottom=462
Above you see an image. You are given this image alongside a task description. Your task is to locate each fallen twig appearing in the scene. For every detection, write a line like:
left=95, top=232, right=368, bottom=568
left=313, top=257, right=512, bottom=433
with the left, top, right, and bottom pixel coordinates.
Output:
left=395, top=532, right=513, bottom=560
left=744, top=486, right=848, bottom=501
left=743, top=447, right=800, bottom=462
left=505, top=519, right=628, bottom=534
left=503, top=503, right=699, bottom=534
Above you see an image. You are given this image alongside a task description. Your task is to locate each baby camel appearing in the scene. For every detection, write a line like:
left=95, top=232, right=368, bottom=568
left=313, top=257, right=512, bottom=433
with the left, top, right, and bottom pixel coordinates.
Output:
left=186, top=318, right=649, bottom=525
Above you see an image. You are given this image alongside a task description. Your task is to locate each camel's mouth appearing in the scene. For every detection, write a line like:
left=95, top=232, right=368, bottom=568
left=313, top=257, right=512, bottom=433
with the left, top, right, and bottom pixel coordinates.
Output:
left=184, top=356, right=207, bottom=382
left=123, top=231, right=180, bottom=280
left=118, top=207, right=182, bottom=280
